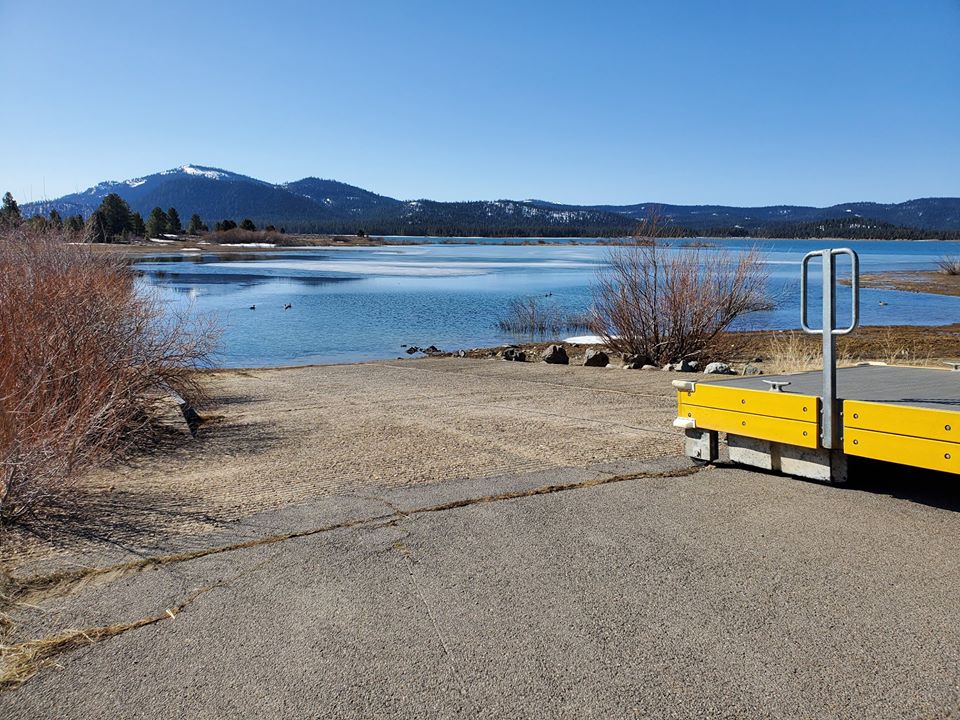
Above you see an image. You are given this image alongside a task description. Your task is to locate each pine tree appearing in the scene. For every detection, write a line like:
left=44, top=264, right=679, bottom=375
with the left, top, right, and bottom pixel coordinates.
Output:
left=26, top=215, right=49, bottom=231
left=166, top=207, right=182, bottom=234
left=146, top=207, right=168, bottom=238
left=130, top=212, right=146, bottom=237
left=187, top=213, right=203, bottom=235
left=95, top=193, right=132, bottom=241
left=239, top=218, right=256, bottom=231
left=66, top=214, right=84, bottom=233
left=49, top=209, right=63, bottom=228
left=1, top=191, right=21, bottom=226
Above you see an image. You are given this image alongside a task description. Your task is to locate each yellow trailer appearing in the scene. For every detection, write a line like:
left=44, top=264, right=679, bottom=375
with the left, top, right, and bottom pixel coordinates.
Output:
left=673, top=248, right=960, bottom=482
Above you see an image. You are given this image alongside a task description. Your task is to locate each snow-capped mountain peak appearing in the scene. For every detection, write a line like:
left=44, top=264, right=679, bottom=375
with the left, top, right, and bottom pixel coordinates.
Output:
left=163, top=164, right=231, bottom=181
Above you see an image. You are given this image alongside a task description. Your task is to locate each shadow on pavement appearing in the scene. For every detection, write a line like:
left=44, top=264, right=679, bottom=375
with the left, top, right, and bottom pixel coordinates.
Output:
left=843, top=457, right=960, bottom=513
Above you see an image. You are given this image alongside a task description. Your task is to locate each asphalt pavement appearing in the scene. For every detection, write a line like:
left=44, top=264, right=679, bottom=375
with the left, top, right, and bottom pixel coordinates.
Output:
left=4, top=457, right=960, bottom=719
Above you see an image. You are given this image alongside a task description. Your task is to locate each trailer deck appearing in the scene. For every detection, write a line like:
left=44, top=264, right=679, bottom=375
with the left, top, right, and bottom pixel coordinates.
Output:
left=676, top=365, right=960, bottom=478
left=673, top=248, right=960, bottom=482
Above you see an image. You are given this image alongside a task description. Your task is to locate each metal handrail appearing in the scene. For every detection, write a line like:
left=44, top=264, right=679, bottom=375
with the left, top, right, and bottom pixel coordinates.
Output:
left=798, top=248, right=860, bottom=449
left=800, top=248, right=860, bottom=336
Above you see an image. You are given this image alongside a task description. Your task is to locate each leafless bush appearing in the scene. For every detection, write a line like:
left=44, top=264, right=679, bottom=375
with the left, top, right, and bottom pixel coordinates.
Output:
left=0, top=226, right=219, bottom=523
left=936, top=256, right=960, bottom=275
left=589, top=216, right=771, bottom=365
left=497, top=296, right=591, bottom=338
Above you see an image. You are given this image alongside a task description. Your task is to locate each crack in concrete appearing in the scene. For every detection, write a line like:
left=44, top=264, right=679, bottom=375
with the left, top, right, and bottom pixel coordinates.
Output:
left=395, top=543, right=469, bottom=697
left=1, top=548, right=284, bottom=691
left=6, top=465, right=699, bottom=607
left=0, top=464, right=702, bottom=691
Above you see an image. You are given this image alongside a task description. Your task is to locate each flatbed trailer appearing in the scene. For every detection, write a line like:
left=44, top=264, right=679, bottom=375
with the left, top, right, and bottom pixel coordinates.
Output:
left=673, top=248, right=960, bottom=482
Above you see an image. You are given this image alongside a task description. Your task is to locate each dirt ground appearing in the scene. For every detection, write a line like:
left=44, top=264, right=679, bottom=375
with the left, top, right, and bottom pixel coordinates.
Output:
left=0, top=358, right=682, bottom=571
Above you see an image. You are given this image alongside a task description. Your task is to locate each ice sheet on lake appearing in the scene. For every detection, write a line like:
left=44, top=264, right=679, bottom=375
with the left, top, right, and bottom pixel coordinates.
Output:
left=204, top=259, right=600, bottom=278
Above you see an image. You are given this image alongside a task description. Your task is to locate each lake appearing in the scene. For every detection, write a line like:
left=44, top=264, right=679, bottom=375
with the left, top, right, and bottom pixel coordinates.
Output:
left=135, top=238, right=960, bottom=367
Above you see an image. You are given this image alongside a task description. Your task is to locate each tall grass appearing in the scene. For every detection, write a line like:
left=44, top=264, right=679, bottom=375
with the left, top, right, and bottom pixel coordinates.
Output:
left=497, top=296, right=591, bottom=338
left=0, top=227, right=219, bottom=522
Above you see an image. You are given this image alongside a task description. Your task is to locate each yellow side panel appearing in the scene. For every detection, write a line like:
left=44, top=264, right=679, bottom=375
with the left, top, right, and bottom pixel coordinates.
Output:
left=678, top=402, right=819, bottom=448
left=843, top=427, right=960, bottom=474
left=844, top=400, right=960, bottom=444
left=678, top=384, right=818, bottom=422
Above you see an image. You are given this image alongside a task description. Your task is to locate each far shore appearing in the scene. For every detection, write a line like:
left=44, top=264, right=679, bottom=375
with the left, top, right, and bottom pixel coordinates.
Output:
left=87, top=233, right=960, bottom=258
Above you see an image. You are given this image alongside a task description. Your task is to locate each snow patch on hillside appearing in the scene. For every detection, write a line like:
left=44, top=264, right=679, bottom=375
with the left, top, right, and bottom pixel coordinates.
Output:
left=179, top=165, right=229, bottom=180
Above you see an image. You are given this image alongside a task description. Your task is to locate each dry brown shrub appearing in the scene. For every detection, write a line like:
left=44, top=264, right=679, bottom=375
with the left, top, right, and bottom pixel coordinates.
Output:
left=589, top=216, right=771, bottom=365
left=0, top=226, right=218, bottom=523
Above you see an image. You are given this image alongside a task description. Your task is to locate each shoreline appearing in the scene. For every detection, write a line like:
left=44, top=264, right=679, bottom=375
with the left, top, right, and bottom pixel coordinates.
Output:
left=95, top=234, right=960, bottom=258
left=845, top=270, right=960, bottom=297
left=200, top=323, right=960, bottom=373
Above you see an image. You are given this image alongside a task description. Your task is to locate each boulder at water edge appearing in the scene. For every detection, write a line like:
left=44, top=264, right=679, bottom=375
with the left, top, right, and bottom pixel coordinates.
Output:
left=583, top=349, right=609, bottom=367
left=704, top=362, right=736, bottom=375
left=542, top=345, right=569, bottom=364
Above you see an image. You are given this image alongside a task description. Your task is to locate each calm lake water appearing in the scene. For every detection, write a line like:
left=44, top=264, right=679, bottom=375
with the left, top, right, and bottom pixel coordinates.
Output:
left=136, top=238, right=960, bottom=367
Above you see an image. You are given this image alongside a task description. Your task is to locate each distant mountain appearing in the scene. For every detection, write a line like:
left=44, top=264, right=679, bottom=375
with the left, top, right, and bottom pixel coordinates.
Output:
left=19, top=165, right=960, bottom=236
left=546, top=199, right=960, bottom=231
left=281, top=177, right=402, bottom=217
left=24, top=165, right=324, bottom=228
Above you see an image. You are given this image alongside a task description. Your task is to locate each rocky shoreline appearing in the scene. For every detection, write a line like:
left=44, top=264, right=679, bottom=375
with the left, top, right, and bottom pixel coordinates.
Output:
left=400, top=323, right=960, bottom=376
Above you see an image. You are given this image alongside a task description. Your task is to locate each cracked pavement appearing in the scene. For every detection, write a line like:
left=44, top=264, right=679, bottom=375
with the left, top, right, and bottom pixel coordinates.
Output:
left=5, top=456, right=960, bottom=718
left=4, top=359, right=960, bottom=718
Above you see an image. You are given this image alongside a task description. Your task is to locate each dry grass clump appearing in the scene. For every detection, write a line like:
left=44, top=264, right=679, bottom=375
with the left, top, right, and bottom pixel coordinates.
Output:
left=872, top=326, right=934, bottom=366
left=761, top=326, right=936, bottom=374
left=762, top=332, right=829, bottom=374
left=936, top=256, right=960, bottom=276
left=762, top=331, right=865, bottom=374
left=590, top=215, right=771, bottom=366
left=0, top=226, right=218, bottom=523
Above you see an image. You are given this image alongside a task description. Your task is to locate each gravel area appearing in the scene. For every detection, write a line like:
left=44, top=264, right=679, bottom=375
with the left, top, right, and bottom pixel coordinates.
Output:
left=1, top=358, right=681, bottom=569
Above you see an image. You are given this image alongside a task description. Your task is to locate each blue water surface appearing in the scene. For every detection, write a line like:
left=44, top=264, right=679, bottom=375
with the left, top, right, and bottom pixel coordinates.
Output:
left=135, top=238, right=960, bottom=367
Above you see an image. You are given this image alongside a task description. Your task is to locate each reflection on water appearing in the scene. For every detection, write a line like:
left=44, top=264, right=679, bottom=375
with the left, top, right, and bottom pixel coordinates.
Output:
left=135, top=239, right=960, bottom=367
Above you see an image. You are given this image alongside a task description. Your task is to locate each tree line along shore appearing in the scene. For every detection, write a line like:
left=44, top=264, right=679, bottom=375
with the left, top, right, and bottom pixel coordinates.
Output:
left=6, top=189, right=960, bottom=242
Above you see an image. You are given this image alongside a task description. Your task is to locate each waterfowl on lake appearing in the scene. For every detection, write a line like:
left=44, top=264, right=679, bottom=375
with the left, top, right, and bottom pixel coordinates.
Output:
left=879, top=301, right=888, bottom=306
left=250, top=305, right=256, bottom=310
left=284, top=303, right=292, bottom=310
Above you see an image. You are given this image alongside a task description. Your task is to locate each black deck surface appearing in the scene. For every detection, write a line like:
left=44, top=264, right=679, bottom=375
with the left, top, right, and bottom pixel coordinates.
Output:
left=702, top=365, right=960, bottom=410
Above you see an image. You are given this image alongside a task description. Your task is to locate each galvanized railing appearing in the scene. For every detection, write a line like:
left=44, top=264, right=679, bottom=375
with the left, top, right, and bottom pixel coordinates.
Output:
left=799, top=248, right=860, bottom=449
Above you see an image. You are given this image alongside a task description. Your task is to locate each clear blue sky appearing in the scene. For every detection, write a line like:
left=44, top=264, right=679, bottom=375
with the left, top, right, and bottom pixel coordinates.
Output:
left=1, top=0, right=958, bottom=206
